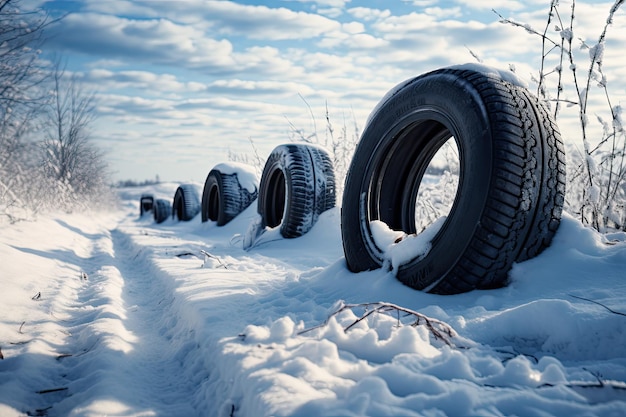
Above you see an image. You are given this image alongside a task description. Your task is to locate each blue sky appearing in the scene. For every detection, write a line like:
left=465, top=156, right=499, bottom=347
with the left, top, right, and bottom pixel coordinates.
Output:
left=35, top=0, right=626, bottom=182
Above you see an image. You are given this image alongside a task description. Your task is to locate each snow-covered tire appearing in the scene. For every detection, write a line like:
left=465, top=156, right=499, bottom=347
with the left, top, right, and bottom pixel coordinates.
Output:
left=172, top=184, right=200, bottom=221
left=153, top=199, right=171, bottom=224
left=201, top=168, right=258, bottom=226
left=258, top=143, right=336, bottom=238
left=139, top=194, right=154, bottom=217
left=341, top=67, right=566, bottom=294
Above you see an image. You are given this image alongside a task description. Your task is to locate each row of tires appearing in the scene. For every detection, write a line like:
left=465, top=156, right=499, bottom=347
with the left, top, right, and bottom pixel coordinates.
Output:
left=140, top=143, right=336, bottom=240
left=139, top=65, right=567, bottom=295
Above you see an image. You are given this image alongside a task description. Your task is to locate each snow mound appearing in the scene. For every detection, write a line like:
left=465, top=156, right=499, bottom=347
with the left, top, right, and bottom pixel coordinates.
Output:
left=0, top=187, right=625, bottom=416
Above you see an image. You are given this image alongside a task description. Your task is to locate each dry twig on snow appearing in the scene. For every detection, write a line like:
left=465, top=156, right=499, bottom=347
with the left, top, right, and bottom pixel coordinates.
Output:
left=200, top=250, right=228, bottom=269
left=570, top=294, right=626, bottom=317
left=298, top=301, right=463, bottom=347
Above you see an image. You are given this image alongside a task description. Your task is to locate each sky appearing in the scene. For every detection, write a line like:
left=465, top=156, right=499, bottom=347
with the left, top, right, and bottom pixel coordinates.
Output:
left=33, top=0, right=626, bottom=183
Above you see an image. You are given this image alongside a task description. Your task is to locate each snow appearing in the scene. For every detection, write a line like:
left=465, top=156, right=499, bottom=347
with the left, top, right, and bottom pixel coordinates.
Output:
left=367, top=63, right=529, bottom=127
left=589, top=42, right=605, bottom=65
left=370, top=217, right=446, bottom=274
left=449, top=63, right=529, bottom=88
left=1, top=183, right=626, bottom=416
left=213, top=162, right=260, bottom=193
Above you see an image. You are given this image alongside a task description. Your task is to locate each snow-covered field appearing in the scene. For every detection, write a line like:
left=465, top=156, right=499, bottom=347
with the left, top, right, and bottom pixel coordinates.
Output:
left=1, top=182, right=625, bottom=417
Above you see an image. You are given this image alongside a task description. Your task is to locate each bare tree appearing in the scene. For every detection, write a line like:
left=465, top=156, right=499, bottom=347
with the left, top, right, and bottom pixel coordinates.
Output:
left=41, top=62, right=109, bottom=207
left=0, top=1, right=109, bottom=219
left=0, top=0, right=48, bottom=104
left=0, top=0, right=51, bottom=220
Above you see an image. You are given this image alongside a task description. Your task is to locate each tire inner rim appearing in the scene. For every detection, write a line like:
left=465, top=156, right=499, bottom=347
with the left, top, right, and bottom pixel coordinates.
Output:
left=367, top=118, right=461, bottom=252
left=208, top=184, right=220, bottom=222
left=266, top=169, right=286, bottom=228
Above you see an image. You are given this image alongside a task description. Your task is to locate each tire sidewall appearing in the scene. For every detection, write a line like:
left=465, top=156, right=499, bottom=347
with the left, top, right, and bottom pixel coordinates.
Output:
left=342, top=72, right=494, bottom=288
left=201, top=171, right=214, bottom=223
left=154, top=199, right=170, bottom=224
left=173, top=188, right=184, bottom=220
left=202, top=170, right=224, bottom=224
left=258, top=145, right=292, bottom=232
left=173, top=184, right=200, bottom=221
left=258, top=143, right=332, bottom=238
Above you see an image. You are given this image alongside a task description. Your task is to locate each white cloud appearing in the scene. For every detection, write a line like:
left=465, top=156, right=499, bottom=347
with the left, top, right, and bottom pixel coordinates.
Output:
left=80, top=0, right=160, bottom=17
left=283, top=0, right=351, bottom=7
left=317, top=31, right=389, bottom=49
left=47, top=13, right=225, bottom=61
left=342, top=21, right=365, bottom=34
left=38, top=0, right=626, bottom=181
left=347, top=7, right=391, bottom=21
left=451, top=0, right=529, bottom=11
left=207, top=79, right=316, bottom=98
left=82, top=69, right=207, bottom=94
left=371, top=11, right=437, bottom=34
left=425, top=7, right=462, bottom=19
left=234, top=46, right=304, bottom=77
left=316, top=7, right=344, bottom=18
left=46, top=13, right=306, bottom=78
left=169, top=1, right=343, bottom=41
left=403, top=0, right=438, bottom=6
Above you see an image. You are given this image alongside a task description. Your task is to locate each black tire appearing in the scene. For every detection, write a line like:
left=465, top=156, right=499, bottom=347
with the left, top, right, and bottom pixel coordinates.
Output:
left=258, top=144, right=336, bottom=238
left=201, top=168, right=258, bottom=226
left=307, top=145, right=336, bottom=215
left=139, top=194, right=154, bottom=217
left=153, top=199, right=171, bottom=224
left=341, top=67, right=566, bottom=295
left=172, top=184, right=200, bottom=221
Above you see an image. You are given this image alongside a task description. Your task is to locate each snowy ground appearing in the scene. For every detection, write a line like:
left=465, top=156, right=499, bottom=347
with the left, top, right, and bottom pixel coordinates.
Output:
left=1, top=182, right=625, bottom=417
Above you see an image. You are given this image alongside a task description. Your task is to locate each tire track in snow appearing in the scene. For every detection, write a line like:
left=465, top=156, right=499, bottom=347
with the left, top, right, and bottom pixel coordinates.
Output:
left=51, top=226, right=203, bottom=416
left=109, top=228, right=202, bottom=414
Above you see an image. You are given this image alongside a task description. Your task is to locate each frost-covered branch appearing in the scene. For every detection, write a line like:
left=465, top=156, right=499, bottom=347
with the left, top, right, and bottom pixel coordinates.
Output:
left=0, top=0, right=52, bottom=220
left=498, top=0, right=626, bottom=232
left=40, top=59, right=110, bottom=206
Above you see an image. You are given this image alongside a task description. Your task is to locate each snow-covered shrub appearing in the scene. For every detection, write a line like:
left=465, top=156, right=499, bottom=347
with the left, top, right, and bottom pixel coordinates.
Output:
left=498, top=0, right=626, bottom=231
left=229, top=100, right=359, bottom=200
left=0, top=2, right=113, bottom=222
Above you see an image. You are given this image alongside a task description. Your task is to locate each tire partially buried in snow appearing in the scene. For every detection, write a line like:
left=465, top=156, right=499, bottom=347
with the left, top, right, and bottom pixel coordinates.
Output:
left=201, top=165, right=258, bottom=226
left=258, top=143, right=336, bottom=238
left=341, top=66, right=566, bottom=295
left=139, top=194, right=154, bottom=217
left=153, top=199, right=171, bottom=224
left=172, top=184, right=201, bottom=221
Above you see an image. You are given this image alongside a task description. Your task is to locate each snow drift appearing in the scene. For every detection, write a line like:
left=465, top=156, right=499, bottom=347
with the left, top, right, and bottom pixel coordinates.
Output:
left=0, top=182, right=625, bottom=416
